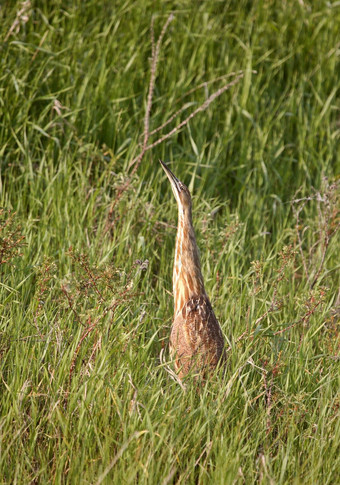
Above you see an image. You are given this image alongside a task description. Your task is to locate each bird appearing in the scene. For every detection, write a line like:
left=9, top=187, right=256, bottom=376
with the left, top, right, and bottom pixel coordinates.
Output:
left=160, top=160, right=225, bottom=380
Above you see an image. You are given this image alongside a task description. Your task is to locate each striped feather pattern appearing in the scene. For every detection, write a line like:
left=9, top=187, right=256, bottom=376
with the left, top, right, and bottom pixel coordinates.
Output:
left=170, top=295, right=225, bottom=378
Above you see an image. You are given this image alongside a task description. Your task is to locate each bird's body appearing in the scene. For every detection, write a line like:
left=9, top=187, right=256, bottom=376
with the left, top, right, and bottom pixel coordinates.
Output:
left=160, top=160, right=225, bottom=379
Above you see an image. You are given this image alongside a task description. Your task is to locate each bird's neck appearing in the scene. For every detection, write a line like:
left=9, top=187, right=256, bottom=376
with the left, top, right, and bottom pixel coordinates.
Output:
left=173, top=206, right=206, bottom=315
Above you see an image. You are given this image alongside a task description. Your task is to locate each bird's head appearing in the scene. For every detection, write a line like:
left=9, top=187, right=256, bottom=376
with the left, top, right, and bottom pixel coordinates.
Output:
left=159, top=160, right=192, bottom=213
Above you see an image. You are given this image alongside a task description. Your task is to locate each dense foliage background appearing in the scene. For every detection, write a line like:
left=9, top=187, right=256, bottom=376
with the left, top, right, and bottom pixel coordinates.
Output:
left=1, top=1, right=339, bottom=483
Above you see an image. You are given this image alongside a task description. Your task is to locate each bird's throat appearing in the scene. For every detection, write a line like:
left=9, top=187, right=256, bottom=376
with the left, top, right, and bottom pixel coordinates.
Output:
left=173, top=208, right=206, bottom=315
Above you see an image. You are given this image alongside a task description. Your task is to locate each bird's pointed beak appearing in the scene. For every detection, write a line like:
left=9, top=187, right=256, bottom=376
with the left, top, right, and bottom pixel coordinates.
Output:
left=159, top=160, right=181, bottom=194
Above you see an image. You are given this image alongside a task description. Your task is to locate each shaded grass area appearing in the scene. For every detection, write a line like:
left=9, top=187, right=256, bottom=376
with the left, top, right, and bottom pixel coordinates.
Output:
left=1, top=1, right=339, bottom=483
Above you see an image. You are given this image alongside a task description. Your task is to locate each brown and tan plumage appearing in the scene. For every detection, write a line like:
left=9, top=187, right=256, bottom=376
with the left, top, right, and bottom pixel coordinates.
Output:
left=160, top=160, right=225, bottom=379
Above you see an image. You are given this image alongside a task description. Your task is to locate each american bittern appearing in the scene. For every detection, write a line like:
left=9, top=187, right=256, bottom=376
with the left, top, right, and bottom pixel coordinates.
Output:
left=160, top=160, right=225, bottom=379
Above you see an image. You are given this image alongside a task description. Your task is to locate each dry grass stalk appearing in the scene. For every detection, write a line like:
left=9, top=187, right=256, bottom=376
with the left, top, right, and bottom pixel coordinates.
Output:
left=106, top=14, right=246, bottom=229
left=4, top=1, right=31, bottom=42
left=107, top=14, right=174, bottom=225
left=133, top=73, right=244, bottom=158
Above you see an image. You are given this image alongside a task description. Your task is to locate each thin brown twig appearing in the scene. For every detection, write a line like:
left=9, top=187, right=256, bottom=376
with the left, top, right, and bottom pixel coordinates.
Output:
left=78, top=257, right=105, bottom=303
left=129, top=72, right=245, bottom=169
left=149, top=71, right=250, bottom=137
left=143, top=13, right=174, bottom=157
left=106, top=14, right=174, bottom=227
left=32, top=307, right=45, bottom=339
left=176, top=70, right=255, bottom=103
left=61, top=285, right=84, bottom=326
left=148, top=102, right=195, bottom=137
left=150, top=15, right=156, bottom=60
left=4, top=0, right=31, bottom=42
left=105, top=15, right=246, bottom=231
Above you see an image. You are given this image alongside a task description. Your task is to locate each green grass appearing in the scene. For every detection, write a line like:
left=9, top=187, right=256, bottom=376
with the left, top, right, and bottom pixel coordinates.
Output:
left=1, top=0, right=339, bottom=483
